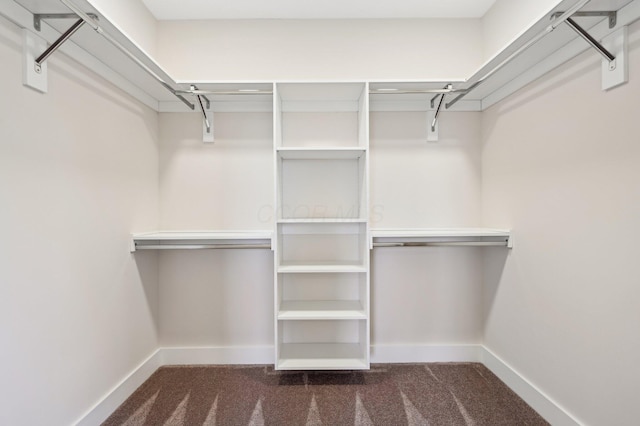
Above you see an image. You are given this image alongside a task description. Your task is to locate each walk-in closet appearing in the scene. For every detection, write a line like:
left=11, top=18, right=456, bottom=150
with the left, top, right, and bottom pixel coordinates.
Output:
left=1, top=0, right=639, bottom=424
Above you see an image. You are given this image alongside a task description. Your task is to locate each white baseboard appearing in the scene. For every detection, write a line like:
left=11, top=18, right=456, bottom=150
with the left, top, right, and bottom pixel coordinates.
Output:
left=75, top=350, right=162, bottom=426
left=371, top=344, right=483, bottom=363
left=160, top=346, right=275, bottom=365
left=77, top=345, right=579, bottom=426
left=481, top=347, right=581, bottom=426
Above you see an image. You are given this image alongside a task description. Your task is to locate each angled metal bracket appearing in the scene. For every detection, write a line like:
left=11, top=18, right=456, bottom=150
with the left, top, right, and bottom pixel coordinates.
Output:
left=32, top=13, right=98, bottom=74
left=427, top=84, right=452, bottom=141
left=564, top=18, right=616, bottom=67
left=430, top=84, right=452, bottom=131
left=552, top=11, right=617, bottom=29
left=191, top=85, right=213, bottom=142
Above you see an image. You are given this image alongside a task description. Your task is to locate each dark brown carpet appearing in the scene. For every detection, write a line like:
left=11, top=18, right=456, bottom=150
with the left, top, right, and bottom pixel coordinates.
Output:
left=103, top=363, right=549, bottom=425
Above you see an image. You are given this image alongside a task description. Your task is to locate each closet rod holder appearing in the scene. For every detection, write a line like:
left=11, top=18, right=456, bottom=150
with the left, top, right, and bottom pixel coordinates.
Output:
left=446, top=0, right=591, bottom=109
left=59, top=0, right=195, bottom=111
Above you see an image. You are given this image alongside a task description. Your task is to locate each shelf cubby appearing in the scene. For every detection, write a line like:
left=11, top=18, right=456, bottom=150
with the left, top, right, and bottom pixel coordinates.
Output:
left=277, top=153, right=367, bottom=220
left=276, top=320, right=369, bottom=370
left=277, top=272, right=368, bottom=320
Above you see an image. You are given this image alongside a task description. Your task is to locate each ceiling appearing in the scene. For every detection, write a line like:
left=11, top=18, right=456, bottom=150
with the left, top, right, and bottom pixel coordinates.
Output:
left=140, top=0, right=499, bottom=20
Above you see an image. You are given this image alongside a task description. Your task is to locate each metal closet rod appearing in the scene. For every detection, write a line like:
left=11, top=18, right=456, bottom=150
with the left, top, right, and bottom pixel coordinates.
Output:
left=176, top=89, right=274, bottom=95
left=135, top=244, right=271, bottom=250
left=59, top=0, right=195, bottom=110
left=446, top=0, right=592, bottom=109
left=373, top=241, right=509, bottom=248
left=369, top=88, right=467, bottom=94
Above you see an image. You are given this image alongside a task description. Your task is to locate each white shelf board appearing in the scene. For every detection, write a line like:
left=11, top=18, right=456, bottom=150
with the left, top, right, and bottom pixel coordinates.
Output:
left=277, top=218, right=367, bottom=224
left=277, top=82, right=365, bottom=102
left=277, top=147, right=366, bottom=160
left=371, top=228, right=510, bottom=239
left=278, top=301, right=366, bottom=320
left=133, top=231, right=273, bottom=241
left=278, top=261, right=367, bottom=274
left=278, top=343, right=368, bottom=370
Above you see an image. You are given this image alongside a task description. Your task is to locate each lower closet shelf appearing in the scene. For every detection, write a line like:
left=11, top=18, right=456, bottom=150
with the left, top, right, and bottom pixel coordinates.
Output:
left=130, top=231, right=273, bottom=251
left=278, top=343, right=368, bottom=370
left=278, top=261, right=367, bottom=273
left=278, top=301, right=367, bottom=320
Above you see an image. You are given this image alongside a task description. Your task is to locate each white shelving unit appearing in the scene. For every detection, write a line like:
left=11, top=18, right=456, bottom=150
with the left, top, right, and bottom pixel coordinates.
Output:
left=274, top=82, right=370, bottom=370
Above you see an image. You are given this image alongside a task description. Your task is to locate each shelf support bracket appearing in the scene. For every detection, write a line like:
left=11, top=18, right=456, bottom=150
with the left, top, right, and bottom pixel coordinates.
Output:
left=33, top=12, right=97, bottom=32
left=564, top=17, right=616, bottom=65
left=33, top=18, right=83, bottom=73
left=192, top=85, right=214, bottom=142
left=552, top=11, right=617, bottom=29
left=427, top=84, right=452, bottom=142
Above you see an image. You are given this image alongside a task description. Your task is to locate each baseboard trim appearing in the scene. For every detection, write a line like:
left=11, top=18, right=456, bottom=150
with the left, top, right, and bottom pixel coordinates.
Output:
left=481, top=347, right=581, bottom=426
left=160, top=346, right=275, bottom=365
left=371, top=344, right=483, bottom=363
left=77, top=345, right=580, bottom=426
left=75, top=349, right=162, bottom=426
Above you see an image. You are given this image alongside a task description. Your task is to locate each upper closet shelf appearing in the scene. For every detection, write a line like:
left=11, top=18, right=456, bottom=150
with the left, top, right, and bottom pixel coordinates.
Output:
left=371, top=228, right=512, bottom=248
left=3, top=0, right=274, bottom=112
left=369, top=0, right=640, bottom=112
left=4, top=0, right=639, bottom=114
left=131, top=231, right=273, bottom=252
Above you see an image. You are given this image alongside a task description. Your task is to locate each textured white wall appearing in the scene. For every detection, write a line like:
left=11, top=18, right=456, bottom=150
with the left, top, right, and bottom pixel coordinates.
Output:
left=155, top=19, right=483, bottom=81
left=0, top=16, right=159, bottom=426
left=481, top=20, right=640, bottom=426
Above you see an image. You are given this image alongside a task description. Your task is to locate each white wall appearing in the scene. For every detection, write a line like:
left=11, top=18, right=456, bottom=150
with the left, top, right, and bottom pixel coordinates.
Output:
left=155, top=109, right=485, bottom=351
left=158, top=112, right=274, bottom=347
left=370, top=111, right=484, bottom=347
left=88, top=0, right=158, bottom=57
left=482, top=0, right=562, bottom=61
left=155, top=19, right=483, bottom=81
left=0, top=16, right=159, bottom=426
left=482, top=20, right=640, bottom=426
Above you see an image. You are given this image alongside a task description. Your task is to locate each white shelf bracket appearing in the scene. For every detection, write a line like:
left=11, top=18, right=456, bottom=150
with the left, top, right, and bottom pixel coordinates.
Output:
left=22, top=29, right=48, bottom=92
left=192, top=85, right=214, bottom=142
left=427, top=84, right=452, bottom=142
left=601, top=26, right=628, bottom=90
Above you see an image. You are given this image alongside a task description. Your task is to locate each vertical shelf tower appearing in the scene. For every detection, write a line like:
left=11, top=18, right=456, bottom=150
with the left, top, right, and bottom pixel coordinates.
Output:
left=274, top=82, right=370, bottom=370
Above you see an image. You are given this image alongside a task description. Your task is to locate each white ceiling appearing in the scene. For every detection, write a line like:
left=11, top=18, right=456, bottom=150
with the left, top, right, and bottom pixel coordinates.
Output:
left=141, top=0, right=499, bottom=20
